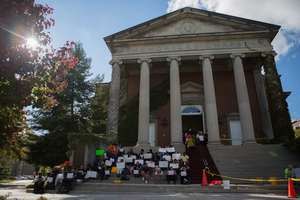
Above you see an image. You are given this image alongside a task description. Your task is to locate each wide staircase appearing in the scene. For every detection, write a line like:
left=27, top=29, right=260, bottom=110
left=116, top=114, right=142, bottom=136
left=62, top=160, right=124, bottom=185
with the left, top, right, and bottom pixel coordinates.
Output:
left=208, top=144, right=300, bottom=184
left=187, top=145, right=222, bottom=184
left=26, top=144, right=300, bottom=195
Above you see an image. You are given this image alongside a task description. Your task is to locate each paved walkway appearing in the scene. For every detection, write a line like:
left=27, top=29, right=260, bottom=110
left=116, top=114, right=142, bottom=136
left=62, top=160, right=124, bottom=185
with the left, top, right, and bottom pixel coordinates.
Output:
left=0, top=180, right=292, bottom=200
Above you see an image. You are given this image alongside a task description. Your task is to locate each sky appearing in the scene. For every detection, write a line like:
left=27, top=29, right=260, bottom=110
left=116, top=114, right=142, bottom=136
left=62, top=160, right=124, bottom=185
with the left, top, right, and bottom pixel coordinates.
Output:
left=35, top=0, right=300, bottom=121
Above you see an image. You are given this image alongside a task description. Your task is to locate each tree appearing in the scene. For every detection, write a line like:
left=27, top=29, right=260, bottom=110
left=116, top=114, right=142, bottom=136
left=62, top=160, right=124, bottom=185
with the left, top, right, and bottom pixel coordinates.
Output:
left=25, top=42, right=102, bottom=166
left=0, top=0, right=76, bottom=159
left=90, top=76, right=109, bottom=138
left=295, top=129, right=300, bottom=138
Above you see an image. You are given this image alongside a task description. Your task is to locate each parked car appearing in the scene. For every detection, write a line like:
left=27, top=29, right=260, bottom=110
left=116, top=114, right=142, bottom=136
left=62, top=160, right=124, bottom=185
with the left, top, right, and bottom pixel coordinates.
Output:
left=24, top=175, right=34, bottom=180
left=15, top=175, right=25, bottom=180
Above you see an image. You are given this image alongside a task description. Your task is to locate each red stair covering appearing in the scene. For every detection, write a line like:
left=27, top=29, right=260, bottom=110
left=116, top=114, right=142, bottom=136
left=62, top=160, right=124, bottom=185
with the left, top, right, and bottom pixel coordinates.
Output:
left=186, top=145, right=222, bottom=184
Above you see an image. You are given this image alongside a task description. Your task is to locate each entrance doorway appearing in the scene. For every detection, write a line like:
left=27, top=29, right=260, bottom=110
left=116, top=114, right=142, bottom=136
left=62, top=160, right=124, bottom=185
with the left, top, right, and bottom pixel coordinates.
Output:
left=182, top=115, right=203, bottom=132
left=181, top=105, right=205, bottom=133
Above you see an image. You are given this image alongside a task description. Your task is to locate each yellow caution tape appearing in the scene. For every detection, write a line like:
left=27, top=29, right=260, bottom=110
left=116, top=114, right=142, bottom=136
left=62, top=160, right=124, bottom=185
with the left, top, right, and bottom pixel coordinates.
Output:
left=201, top=136, right=274, bottom=141
left=203, top=167, right=300, bottom=182
left=219, top=137, right=274, bottom=141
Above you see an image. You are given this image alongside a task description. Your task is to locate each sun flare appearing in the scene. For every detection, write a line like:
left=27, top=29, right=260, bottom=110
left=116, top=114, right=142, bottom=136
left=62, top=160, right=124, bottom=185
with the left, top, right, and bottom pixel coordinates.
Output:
left=27, top=38, right=38, bottom=47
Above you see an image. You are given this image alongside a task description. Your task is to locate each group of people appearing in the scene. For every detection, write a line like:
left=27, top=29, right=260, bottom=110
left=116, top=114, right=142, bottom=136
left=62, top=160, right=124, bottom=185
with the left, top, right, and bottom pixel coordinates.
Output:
left=96, top=144, right=192, bottom=184
left=285, top=165, right=300, bottom=192
left=34, top=165, right=91, bottom=194
left=33, top=143, right=196, bottom=193
left=183, top=129, right=208, bottom=156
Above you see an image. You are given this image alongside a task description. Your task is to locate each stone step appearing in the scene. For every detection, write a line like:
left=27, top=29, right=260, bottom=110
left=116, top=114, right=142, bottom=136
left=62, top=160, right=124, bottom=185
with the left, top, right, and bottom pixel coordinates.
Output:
left=71, top=182, right=289, bottom=194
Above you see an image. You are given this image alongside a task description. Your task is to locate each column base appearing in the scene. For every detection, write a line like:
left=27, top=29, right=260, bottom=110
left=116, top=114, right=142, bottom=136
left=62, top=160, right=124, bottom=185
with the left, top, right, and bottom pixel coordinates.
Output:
left=170, top=142, right=185, bottom=153
left=207, top=141, right=223, bottom=146
left=242, top=140, right=259, bottom=145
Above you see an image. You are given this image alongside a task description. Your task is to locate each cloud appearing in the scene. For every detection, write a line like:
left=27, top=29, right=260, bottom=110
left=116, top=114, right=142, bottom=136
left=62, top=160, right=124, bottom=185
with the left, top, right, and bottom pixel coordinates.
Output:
left=292, top=53, right=298, bottom=58
left=166, top=0, right=300, bottom=59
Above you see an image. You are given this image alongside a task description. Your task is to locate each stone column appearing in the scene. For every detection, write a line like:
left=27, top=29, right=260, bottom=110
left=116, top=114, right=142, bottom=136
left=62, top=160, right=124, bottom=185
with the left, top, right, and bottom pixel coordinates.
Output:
left=199, top=55, right=221, bottom=145
left=252, top=68, right=274, bottom=140
left=136, top=58, right=151, bottom=147
left=106, top=60, right=122, bottom=142
left=167, top=57, right=183, bottom=147
left=230, top=54, right=256, bottom=144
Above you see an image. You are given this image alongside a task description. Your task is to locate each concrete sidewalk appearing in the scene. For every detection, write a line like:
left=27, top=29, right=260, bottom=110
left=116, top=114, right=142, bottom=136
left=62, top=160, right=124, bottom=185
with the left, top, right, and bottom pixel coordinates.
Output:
left=0, top=180, right=293, bottom=200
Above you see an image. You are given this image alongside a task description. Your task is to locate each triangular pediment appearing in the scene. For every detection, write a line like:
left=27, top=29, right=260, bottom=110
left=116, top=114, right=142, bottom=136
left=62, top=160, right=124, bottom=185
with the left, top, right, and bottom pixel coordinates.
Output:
left=104, top=7, right=280, bottom=44
left=143, top=18, right=241, bottom=38
left=181, top=81, right=204, bottom=93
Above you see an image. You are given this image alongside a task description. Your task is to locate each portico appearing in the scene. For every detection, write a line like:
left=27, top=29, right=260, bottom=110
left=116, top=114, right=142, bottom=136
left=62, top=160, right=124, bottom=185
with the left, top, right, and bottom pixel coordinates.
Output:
left=105, top=7, right=278, bottom=148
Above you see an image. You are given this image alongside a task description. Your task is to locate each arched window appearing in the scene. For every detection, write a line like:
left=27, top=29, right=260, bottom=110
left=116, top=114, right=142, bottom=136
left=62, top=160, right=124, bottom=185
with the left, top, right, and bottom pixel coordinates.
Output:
left=182, top=107, right=201, bottom=114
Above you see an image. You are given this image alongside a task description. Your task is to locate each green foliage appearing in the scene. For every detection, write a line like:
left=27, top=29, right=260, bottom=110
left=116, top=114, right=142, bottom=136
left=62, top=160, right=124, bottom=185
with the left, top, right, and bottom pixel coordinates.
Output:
left=295, top=129, right=300, bottom=138
left=39, top=166, right=52, bottom=177
left=0, top=192, right=11, bottom=200
left=283, top=137, right=300, bottom=155
left=25, top=132, right=69, bottom=167
left=2, top=166, right=11, bottom=177
left=90, top=76, right=109, bottom=137
left=0, top=0, right=75, bottom=161
left=118, top=78, right=170, bottom=146
left=0, top=180, right=15, bottom=183
left=25, top=42, right=106, bottom=166
left=26, top=182, right=35, bottom=188
left=262, top=54, right=295, bottom=143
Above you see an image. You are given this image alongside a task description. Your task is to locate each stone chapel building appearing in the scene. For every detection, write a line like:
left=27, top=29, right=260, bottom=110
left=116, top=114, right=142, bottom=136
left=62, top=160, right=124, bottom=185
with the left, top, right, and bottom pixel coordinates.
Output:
left=104, top=7, right=281, bottom=150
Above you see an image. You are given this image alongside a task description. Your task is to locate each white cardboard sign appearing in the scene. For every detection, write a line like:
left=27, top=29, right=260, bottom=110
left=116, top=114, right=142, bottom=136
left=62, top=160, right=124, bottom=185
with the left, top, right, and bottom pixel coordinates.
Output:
left=117, top=162, right=125, bottom=169
left=87, top=171, right=97, bottom=178
left=159, top=161, right=168, bottom=168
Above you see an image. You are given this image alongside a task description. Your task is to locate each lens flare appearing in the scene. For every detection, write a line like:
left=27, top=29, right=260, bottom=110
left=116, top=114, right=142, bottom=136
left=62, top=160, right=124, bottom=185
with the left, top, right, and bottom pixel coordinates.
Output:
left=27, top=38, right=38, bottom=47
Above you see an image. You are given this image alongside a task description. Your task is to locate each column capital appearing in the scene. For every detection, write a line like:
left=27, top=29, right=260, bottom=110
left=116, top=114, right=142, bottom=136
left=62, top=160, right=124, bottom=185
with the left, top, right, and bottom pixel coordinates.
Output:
left=109, top=60, right=123, bottom=65
left=230, top=53, right=245, bottom=58
left=230, top=53, right=245, bottom=59
left=167, top=56, right=181, bottom=62
left=199, top=55, right=214, bottom=60
left=261, top=51, right=277, bottom=57
left=137, top=58, right=152, bottom=64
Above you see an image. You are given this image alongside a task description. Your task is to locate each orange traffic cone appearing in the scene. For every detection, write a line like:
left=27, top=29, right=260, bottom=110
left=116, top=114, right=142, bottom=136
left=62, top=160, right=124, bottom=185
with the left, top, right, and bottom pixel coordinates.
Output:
left=202, top=170, right=208, bottom=186
left=288, top=180, right=298, bottom=198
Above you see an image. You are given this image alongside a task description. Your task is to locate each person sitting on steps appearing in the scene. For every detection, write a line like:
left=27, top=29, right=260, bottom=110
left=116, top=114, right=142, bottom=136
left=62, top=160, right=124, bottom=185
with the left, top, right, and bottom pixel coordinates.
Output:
left=155, top=168, right=163, bottom=184
left=166, top=166, right=177, bottom=184
left=140, top=163, right=150, bottom=184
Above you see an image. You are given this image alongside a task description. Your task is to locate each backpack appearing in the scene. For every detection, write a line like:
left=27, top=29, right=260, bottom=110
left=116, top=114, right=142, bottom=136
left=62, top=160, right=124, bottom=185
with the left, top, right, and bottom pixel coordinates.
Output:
left=120, top=175, right=130, bottom=180
left=122, top=168, right=131, bottom=175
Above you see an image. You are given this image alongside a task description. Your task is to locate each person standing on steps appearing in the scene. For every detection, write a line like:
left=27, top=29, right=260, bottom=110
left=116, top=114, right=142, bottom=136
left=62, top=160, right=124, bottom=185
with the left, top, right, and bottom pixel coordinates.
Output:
left=292, top=165, right=300, bottom=192
left=185, top=136, right=195, bottom=156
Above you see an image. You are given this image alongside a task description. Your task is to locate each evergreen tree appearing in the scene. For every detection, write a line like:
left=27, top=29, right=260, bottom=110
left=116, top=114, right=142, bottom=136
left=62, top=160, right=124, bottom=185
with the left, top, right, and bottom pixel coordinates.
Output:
left=26, top=42, right=99, bottom=166
left=90, top=76, right=109, bottom=138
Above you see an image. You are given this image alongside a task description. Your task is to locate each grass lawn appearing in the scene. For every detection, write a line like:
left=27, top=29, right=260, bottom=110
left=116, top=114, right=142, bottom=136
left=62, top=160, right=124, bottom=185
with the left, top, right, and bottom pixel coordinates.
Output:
left=0, top=180, right=16, bottom=183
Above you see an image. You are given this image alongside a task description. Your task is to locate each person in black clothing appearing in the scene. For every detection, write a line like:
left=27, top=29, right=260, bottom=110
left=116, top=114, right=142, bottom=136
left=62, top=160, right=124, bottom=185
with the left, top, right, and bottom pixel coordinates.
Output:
left=34, top=172, right=45, bottom=193
left=140, top=163, right=150, bottom=184
left=132, top=161, right=142, bottom=178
